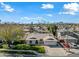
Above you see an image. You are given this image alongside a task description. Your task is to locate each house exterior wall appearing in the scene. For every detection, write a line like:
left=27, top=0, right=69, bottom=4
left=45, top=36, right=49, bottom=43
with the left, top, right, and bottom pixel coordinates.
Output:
left=26, top=40, right=37, bottom=45
left=26, top=40, right=35, bottom=44
left=44, top=40, right=57, bottom=45
left=26, top=40, right=57, bottom=46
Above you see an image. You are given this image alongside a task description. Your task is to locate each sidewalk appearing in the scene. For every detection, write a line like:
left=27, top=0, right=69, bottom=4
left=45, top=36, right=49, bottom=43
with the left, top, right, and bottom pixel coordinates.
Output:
left=70, top=49, right=79, bottom=54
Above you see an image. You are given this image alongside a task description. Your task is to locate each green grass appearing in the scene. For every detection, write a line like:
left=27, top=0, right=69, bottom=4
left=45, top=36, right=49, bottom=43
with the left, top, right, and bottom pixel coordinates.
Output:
left=31, top=46, right=45, bottom=53
left=2, top=44, right=9, bottom=49
left=13, top=44, right=45, bottom=53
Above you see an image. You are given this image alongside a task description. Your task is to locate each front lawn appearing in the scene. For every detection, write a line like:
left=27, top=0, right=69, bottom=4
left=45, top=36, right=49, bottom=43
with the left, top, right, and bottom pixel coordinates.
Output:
left=0, top=37, right=45, bottom=54
left=13, top=44, right=45, bottom=53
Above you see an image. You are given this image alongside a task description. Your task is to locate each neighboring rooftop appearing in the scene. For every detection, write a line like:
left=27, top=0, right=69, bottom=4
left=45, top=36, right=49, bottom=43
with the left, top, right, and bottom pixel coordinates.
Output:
left=59, top=35, right=77, bottom=40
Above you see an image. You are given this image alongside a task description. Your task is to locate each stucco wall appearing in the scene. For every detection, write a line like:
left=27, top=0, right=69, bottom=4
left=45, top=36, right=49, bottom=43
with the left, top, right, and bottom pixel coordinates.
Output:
left=44, top=41, right=57, bottom=45
left=26, top=40, right=39, bottom=45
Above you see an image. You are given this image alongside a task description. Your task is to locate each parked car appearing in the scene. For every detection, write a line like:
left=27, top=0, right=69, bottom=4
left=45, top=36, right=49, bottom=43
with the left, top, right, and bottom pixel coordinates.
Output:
left=70, top=43, right=77, bottom=48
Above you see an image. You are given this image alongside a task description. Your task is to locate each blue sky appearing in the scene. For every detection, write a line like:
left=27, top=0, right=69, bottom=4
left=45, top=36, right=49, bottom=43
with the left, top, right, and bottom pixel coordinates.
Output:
left=0, top=2, right=79, bottom=24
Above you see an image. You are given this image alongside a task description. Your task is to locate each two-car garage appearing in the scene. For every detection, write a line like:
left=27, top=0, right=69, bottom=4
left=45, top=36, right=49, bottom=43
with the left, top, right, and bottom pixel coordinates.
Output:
left=43, top=36, right=58, bottom=46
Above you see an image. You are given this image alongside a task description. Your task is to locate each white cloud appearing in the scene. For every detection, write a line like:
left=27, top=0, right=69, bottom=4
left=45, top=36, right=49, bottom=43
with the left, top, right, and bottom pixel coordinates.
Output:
left=64, top=3, right=79, bottom=12
left=59, top=11, right=76, bottom=15
left=41, top=4, right=54, bottom=9
left=46, top=14, right=53, bottom=17
left=21, top=17, right=30, bottom=20
left=21, top=16, right=48, bottom=23
left=59, top=3, right=79, bottom=15
left=21, top=16, right=45, bottom=20
left=0, top=2, right=15, bottom=12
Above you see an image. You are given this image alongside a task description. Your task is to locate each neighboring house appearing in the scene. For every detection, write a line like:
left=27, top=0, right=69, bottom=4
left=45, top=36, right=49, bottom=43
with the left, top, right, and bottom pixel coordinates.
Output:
left=74, top=26, right=79, bottom=31
left=57, top=29, right=78, bottom=48
left=59, top=35, right=77, bottom=43
left=57, top=29, right=67, bottom=39
left=23, top=26, right=48, bottom=33
left=23, top=26, right=30, bottom=33
left=33, top=26, right=48, bottom=33
left=57, top=29, right=77, bottom=43
left=26, top=33, right=58, bottom=46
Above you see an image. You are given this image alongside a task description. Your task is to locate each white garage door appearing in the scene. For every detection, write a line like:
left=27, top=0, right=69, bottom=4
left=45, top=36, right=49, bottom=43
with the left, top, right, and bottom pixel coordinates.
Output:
left=44, top=41, right=57, bottom=45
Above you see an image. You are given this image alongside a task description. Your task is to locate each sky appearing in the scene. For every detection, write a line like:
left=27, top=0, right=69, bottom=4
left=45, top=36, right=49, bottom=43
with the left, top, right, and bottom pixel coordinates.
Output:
left=0, top=2, right=79, bottom=24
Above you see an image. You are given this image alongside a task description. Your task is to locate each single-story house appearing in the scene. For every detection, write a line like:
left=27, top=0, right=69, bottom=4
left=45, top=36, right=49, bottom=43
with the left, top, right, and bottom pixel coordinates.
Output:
left=23, top=26, right=31, bottom=32
left=57, top=29, right=78, bottom=44
left=59, top=35, right=77, bottom=43
left=43, top=36, right=58, bottom=45
left=26, top=33, right=58, bottom=46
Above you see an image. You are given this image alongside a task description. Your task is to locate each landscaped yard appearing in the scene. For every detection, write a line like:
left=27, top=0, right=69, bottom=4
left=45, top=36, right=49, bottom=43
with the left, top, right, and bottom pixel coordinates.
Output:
left=10, top=44, right=45, bottom=53
left=0, top=43, right=45, bottom=55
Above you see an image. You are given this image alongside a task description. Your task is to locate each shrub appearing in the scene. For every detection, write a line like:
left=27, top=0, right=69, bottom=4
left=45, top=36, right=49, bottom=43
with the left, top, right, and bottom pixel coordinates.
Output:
left=0, top=50, right=36, bottom=55
left=38, top=47, right=45, bottom=53
left=31, top=46, right=45, bottom=53
left=13, top=44, right=30, bottom=50
left=0, top=45, right=3, bottom=48
left=2, top=44, right=9, bottom=49
left=13, top=44, right=45, bottom=53
left=13, top=40, right=26, bottom=45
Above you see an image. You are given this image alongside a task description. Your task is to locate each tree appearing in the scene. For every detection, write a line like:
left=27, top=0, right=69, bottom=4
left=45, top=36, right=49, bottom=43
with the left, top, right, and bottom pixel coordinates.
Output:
left=52, top=25, right=58, bottom=37
left=47, top=24, right=58, bottom=37
left=29, top=22, right=34, bottom=33
left=0, top=25, right=24, bottom=47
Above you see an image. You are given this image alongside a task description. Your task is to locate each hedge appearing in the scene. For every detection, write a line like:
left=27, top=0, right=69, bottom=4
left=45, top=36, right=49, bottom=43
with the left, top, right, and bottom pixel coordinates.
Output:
left=13, top=44, right=45, bottom=53
left=13, top=40, right=26, bottom=45
left=2, top=44, right=9, bottom=49
left=31, top=46, right=45, bottom=53
left=13, top=44, right=30, bottom=50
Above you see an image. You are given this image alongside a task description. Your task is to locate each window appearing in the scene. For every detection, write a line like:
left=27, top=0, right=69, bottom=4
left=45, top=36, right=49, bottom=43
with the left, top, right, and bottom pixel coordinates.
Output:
left=30, top=40, right=32, bottom=44
left=35, top=40, right=38, bottom=44
left=30, top=37, right=36, bottom=39
left=40, top=39, right=43, bottom=41
left=0, top=40, right=2, bottom=43
left=47, top=38, right=54, bottom=40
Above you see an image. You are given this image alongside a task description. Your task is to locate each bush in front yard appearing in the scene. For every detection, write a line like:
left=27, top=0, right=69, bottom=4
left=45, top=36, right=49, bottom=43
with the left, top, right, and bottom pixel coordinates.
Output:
left=38, top=47, right=45, bottom=53
left=31, top=46, right=45, bottom=53
left=0, top=45, right=3, bottom=48
left=13, top=44, right=31, bottom=50
left=13, top=40, right=26, bottom=45
left=2, top=44, right=9, bottom=49
left=13, top=44, right=45, bottom=53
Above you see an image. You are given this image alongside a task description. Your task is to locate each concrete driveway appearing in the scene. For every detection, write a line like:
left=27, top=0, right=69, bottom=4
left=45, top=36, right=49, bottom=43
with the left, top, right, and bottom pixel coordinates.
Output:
left=67, top=49, right=79, bottom=57
left=43, top=44, right=71, bottom=57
